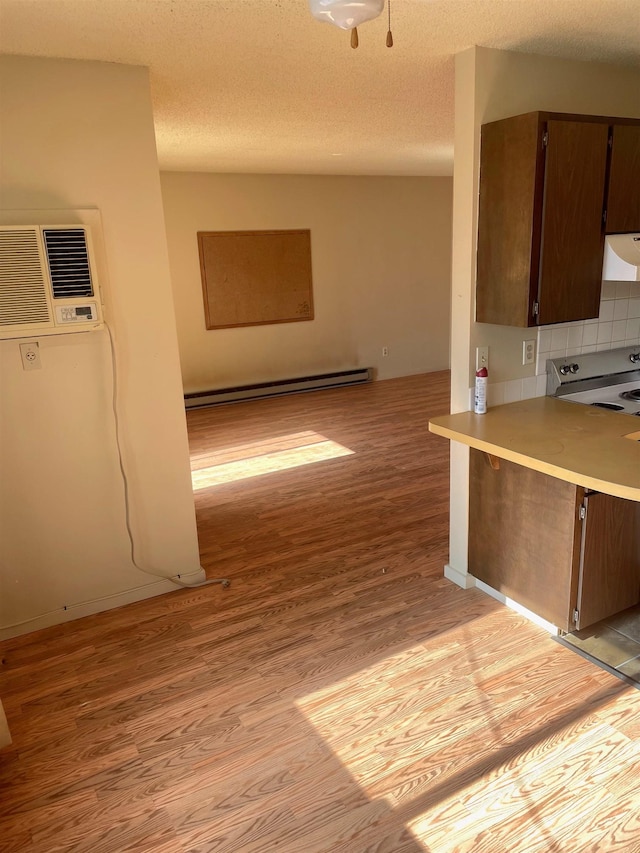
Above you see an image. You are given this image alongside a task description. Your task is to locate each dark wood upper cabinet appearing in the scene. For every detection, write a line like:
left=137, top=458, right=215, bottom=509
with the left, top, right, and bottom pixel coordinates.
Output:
left=606, top=124, right=640, bottom=234
left=476, top=111, right=640, bottom=328
left=537, top=120, right=609, bottom=326
left=476, top=112, right=543, bottom=328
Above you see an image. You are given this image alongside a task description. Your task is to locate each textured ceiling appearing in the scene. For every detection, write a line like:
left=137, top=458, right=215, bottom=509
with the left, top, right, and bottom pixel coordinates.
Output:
left=1, top=0, right=639, bottom=175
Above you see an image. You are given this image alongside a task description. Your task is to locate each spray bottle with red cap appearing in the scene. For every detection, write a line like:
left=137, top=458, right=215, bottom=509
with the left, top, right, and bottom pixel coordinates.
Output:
left=474, top=365, right=488, bottom=414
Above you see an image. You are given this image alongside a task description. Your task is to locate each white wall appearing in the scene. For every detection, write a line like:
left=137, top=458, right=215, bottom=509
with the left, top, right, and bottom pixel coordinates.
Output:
left=0, top=56, right=203, bottom=639
left=447, top=47, right=640, bottom=581
left=160, top=173, right=452, bottom=393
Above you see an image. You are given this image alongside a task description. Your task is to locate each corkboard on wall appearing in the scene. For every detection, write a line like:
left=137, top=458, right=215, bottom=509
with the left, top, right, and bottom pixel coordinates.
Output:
left=197, top=229, right=314, bottom=329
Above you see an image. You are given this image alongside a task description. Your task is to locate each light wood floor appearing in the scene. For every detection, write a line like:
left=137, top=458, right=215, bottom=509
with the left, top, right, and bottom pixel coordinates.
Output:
left=1, top=372, right=639, bottom=852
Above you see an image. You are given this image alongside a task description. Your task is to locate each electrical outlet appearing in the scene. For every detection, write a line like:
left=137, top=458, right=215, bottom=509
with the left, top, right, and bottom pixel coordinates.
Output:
left=19, top=341, right=41, bottom=371
left=476, top=346, right=489, bottom=371
left=382, top=346, right=389, bottom=357
left=523, top=339, right=536, bottom=366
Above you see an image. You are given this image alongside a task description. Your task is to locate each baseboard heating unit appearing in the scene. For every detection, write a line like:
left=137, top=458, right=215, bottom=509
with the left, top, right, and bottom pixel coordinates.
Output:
left=184, top=368, right=373, bottom=409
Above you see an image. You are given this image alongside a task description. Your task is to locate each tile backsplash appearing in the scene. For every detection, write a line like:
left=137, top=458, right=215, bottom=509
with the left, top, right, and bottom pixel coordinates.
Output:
left=535, top=280, right=640, bottom=375
left=470, top=281, right=640, bottom=410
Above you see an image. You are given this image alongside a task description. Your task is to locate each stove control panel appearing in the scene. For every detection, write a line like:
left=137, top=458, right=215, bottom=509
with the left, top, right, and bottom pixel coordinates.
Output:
left=546, top=346, right=640, bottom=399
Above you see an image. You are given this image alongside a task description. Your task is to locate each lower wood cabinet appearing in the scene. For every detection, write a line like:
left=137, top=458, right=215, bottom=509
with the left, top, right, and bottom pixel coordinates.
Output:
left=468, top=449, right=640, bottom=632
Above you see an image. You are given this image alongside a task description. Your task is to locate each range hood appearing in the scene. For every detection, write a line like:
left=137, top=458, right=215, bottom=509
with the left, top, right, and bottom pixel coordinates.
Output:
left=602, top=233, right=640, bottom=282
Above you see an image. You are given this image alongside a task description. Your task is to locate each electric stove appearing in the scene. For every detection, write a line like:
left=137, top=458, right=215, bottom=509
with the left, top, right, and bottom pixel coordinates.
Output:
left=547, top=346, right=640, bottom=416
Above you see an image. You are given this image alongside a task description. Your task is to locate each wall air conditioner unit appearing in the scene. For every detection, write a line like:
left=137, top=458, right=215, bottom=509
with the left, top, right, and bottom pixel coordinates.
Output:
left=0, top=225, right=104, bottom=340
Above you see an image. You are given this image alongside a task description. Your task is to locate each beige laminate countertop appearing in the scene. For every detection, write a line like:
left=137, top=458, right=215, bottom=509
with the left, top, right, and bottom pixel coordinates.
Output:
left=429, top=396, right=640, bottom=502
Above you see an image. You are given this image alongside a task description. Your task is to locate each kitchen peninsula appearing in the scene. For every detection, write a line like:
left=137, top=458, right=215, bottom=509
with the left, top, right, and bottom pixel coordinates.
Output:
left=429, top=397, right=640, bottom=632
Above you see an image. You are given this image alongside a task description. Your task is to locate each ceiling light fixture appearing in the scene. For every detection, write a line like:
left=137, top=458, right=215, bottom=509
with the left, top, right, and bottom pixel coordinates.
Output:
left=309, top=0, right=393, bottom=49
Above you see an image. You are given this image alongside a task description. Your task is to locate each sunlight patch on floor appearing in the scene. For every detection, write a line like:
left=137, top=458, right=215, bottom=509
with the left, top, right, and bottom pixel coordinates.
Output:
left=294, top=621, right=638, bottom=852
left=191, top=431, right=354, bottom=489
left=294, top=637, right=461, bottom=806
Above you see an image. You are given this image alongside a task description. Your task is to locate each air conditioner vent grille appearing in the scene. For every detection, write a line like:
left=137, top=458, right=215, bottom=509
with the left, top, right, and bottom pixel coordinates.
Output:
left=0, top=229, right=51, bottom=326
left=43, top=228, right=94, bottom=299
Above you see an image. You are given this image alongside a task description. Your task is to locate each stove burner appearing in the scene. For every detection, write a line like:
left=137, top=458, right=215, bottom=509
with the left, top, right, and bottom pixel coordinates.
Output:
left=590, top=402, right=625, bottom=411
left=619, top=388, right=640, bottom=402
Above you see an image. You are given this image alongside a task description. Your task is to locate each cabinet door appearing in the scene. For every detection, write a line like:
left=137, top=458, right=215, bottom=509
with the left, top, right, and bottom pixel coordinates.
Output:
left=575, top=492, right=640, bottom=630
left=476, top=112, right=543, bottom=327
left=606, top=124, right=640, bottom=234
left=537, top=120, right=609, bottom=326
left=468, top=450, right=581, bottom=631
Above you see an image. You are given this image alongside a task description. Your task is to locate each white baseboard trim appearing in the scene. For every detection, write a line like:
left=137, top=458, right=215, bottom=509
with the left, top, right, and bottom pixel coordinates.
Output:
left=444, top=564, right=476, bottom=590
left=0, top=578, right=179, bottom=641
left=474, top=579, right=560, bottom=635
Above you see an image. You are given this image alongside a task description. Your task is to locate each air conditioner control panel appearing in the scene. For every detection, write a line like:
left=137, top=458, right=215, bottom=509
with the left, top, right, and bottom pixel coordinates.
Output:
left=54, top=302, right=100, bottom=325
